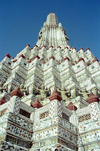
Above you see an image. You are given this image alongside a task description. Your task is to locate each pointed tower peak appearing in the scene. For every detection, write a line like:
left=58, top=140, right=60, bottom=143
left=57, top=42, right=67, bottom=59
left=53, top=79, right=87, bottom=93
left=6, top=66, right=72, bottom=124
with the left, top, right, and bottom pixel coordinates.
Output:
left=46, top=12, right=58, bottom=26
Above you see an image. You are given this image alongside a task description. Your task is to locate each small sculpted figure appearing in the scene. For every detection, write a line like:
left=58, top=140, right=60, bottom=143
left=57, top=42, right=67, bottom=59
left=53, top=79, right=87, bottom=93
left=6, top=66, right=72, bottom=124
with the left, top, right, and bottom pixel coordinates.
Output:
left=36, top=84, right=50, bottom=101
left=79, top=87, right=90, bottom=100
left=20, top=83, right=29, bottom=95
left=57, top=85, right=71, bottom=101
left=0, top=80, right=7, bottom=94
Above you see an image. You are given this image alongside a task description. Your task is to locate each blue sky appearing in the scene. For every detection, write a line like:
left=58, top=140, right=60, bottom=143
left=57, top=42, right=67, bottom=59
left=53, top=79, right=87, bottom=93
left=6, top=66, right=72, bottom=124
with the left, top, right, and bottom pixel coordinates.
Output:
left=0, top=0, right=100, bottom=61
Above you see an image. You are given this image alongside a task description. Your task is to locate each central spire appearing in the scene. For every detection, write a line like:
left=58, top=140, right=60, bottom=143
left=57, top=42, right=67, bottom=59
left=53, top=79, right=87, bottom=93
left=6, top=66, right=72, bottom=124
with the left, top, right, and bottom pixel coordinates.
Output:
left=46, top=12, right=58, bottom=26
left=36, top=12, right=70, bottom=49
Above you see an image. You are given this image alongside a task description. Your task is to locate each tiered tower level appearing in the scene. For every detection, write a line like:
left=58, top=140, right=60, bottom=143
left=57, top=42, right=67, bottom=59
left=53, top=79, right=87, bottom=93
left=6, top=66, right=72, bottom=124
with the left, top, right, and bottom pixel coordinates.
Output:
left=0, top=12, right=100, bottom=151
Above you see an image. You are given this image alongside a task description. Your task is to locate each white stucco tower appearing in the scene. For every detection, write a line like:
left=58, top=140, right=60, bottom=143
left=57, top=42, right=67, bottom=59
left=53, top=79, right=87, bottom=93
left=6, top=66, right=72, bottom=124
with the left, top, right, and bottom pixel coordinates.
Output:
left=37, top=12, right=70, bottom=49
left=0, top=12, right=100, bottom=151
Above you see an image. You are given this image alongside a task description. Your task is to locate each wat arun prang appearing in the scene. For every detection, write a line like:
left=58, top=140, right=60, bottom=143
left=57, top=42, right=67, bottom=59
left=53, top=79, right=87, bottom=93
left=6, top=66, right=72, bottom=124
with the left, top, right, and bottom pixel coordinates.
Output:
left=0, top=12, right=100, bottom=151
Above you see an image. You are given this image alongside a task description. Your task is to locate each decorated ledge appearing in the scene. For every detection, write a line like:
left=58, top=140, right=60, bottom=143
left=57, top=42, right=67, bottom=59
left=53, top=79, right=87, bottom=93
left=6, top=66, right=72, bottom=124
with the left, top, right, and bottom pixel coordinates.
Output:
left=19, top=54, right=25, bottom=59
left=4, top=54, right=11, bottom=58
left=64, top=56, right=70, bottom=61
left=49, top=89, right=62, bottom=101
left=78, top=57, right=85, bottom=62
left=49, top=56, right=55, bottom=60
left=66, top=102, right=77, bottom=111
left=26, top=44, right=30, bottom=47
left=31, top=98, right=43, bottom=108
left=10, top=86, right=24, bottom=98
left=87, top=92, right=99, bottom=104
left=0, top=96, right=7, bottom=105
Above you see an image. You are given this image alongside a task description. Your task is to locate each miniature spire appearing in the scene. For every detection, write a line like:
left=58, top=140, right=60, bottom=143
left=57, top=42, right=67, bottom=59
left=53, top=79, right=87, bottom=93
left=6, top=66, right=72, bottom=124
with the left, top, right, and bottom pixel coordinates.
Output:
left=31, top=98, right=43, bottom=108
left=49, top=88, right=62, bottom=101
left=0, top=96, right=7, bottom=105
left=87, top=92, right=99, bottom=104
left=10, top=86, right=24, bottom=98
left=46, top=12, right=58, bottom=26
left=66, top=102, right=77, bottom=111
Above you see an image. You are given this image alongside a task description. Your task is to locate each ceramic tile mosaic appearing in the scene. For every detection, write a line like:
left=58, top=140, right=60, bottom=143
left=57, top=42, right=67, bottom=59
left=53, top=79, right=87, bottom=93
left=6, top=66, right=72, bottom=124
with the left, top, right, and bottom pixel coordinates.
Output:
left=90, top=103, right=99, bottom=121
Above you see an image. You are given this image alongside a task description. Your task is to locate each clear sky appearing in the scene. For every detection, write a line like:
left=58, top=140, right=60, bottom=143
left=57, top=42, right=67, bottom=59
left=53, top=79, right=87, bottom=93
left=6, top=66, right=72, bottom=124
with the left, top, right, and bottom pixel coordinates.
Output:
left=0, top=0, right=100, bottom=61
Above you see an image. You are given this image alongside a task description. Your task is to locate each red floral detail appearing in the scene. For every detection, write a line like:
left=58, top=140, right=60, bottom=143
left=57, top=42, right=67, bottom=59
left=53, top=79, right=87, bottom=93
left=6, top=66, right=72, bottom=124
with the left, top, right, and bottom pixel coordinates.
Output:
left=78, top=57, right=85, bottom=62
left=49, top=56, right=55, bottom=60
left=26, top=44, right=30, bottom=47
left=72, top=47, right=76, bottom=50
left=19, top=54, right=25, bottom=59
left=33, top=55, right=40, bottom=59
left=79, top=47, right=83, bottom=50
left=4, top=54, right=11, bottom=58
